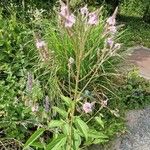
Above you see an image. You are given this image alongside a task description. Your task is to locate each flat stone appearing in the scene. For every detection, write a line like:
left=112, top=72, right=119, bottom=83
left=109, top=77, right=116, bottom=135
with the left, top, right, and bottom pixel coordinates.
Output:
left=127, top=47, right=150, bottom=79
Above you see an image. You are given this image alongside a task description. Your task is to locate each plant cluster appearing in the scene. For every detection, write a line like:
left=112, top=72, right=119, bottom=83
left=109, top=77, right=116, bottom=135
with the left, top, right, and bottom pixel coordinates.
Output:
left=21, top=2, right=125, bottom=149
left=0, top=1, right=149, bottom=150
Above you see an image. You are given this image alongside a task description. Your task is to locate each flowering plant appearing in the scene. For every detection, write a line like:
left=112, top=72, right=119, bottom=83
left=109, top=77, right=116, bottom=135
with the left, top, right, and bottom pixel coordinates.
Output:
left=23, top=2, right=123, bottom=150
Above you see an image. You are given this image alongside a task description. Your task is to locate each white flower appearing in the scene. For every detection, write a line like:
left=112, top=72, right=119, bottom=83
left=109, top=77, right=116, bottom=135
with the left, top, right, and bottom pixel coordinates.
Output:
left=31, top=103, right=39, bottom=112
left=36, top=40, right=46, bottom=49
left=68, top=57, right=74, bottom=65
left=114, top=43, right=121, bottom=49
left=101, top=100, right=108, bottom=107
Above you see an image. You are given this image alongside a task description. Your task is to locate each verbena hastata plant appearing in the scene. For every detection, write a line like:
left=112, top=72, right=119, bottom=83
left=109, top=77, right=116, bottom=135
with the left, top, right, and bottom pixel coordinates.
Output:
left=24, top=1, right=123, bottom=150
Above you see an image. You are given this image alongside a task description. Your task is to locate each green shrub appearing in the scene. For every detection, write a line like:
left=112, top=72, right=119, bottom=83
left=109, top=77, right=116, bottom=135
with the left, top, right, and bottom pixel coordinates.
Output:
left=120, top=0, right=150, bottom=17
left=118, top=70, right=150, bottom=110
left=0, top=9, right=39, bottom=142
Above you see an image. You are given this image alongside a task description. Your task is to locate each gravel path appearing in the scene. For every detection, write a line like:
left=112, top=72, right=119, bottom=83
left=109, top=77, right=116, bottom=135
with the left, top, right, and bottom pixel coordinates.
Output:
left=89, top=107, right=150, bottom=150
left=114, top=107, right=150, bottom=150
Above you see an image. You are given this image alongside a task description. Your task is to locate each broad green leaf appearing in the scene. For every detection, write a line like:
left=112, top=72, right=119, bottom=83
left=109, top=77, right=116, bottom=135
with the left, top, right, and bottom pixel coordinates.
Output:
left=72, top=129, right=81, bottom=150
left=88, top=129, right=108, bottom=139
left=74, top=117, right=89, bottom=141
left=23, top=128, right=45, bottom=149
left=53, top=107, right=68, bottom=118
left=95, top=116, right=104, bottom=128
left=93, top=138, right=109, bottom=144
left=60, top=95, right=72, bottom=106
left=30, top=141, right=45, bottom=149
left=48, top=120, right=64, bottom=128
left=62, top=123, right=70, bottom=135
left=46, top=135, right=67, bottom=150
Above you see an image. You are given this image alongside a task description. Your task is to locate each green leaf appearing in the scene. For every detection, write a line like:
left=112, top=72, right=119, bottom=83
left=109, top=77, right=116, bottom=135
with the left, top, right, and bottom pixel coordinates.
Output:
left=60, top=95, right=72, bottom=107
left=93, top=138, right=109, bottom=144
left=46, top=135, right=67, bottom=150
left=88, top=129, right=108, bottom=139
left=23, top=128, right=45, bottom=149
left=53, top=107, right=68, bottom=118
left=48, top=120, right=64, bottom=128
left=74, top=117, right=89, bottom=141
left=72, top=129, right=81, bottom=150
left=62, top=123, right=70, bottom=135
left=30, top=141, right=45, bottom=149
left=95, top=116, right=104, bottom=128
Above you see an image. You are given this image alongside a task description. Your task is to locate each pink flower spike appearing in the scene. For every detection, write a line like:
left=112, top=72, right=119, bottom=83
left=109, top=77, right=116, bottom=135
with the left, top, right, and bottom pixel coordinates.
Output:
left=106, top=16, right=116, bottom=26
left=108, top=25, right=117, bottom=34
left=65, top=14, right=76, bottom=28
left=106, top=7, right=118, bottom=26
left=83, top=102, right=93, bottom=113
left=80, top=5, right=89, bottom=16
left=36, top=40, right=46, bottom=49
left=60, top=4, right=69, bottom=17
left=107, top=38, right=114, bottom=48
left=88, top=12, right=99, bottom=25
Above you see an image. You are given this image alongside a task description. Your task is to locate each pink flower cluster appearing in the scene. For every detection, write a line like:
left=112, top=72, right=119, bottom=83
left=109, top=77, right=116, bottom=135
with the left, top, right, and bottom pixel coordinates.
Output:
left=106, top=7, right=118, bottom=35
left=80, top=5, right=99, bottom=25
left=82, top=102, right=94, bottom=113
left=60, top=4, right=75, bottom=28
left=105, top=7, right=121, bottom=50
left=60, top=4, right=99, bottom=28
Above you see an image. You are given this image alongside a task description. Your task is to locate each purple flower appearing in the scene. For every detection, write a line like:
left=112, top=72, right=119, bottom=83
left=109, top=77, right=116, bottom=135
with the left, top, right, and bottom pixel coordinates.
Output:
left=65, top=14, right=76, bottom=28
left=88, top=12, right=99, bottom=25
left=80, top=5, right=89, bottom=16
left=83, top=102, right=93, bottom=113
left=36, top=40, right=46, bottom=49
left=107, top=38, right=114, bottom=48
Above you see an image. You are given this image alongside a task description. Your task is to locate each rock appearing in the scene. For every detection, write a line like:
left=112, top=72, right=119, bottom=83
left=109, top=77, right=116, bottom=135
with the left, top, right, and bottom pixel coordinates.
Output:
left=127, top=46, right=150, bottom=79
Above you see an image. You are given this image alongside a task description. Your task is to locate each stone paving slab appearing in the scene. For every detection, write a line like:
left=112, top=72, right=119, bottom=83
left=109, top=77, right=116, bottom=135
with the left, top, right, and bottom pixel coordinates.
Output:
left=127, top=46, right=150, bottom=79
